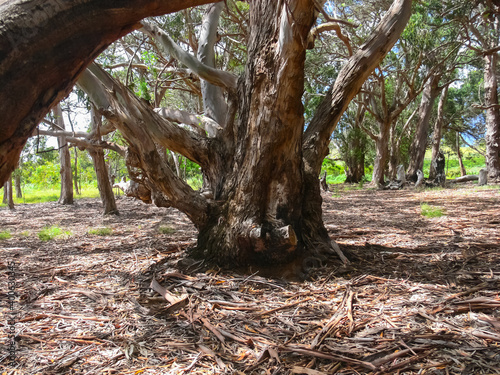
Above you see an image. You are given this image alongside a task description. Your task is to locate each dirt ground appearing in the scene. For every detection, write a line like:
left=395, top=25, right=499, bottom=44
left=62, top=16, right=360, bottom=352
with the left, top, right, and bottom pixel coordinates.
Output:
left=1, top=184, right=499, bottom=374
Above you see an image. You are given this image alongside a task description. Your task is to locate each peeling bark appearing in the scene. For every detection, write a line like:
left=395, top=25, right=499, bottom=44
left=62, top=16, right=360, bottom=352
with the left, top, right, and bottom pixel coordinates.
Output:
left=429, top=85, right=448, bottom=180
left=0, top=0, right=216, bottom=186
left=53, top=105, right=74, bottom=205
left=484, top=53, right=500, bottom=181
left=406, top=74, right=441, bottom=182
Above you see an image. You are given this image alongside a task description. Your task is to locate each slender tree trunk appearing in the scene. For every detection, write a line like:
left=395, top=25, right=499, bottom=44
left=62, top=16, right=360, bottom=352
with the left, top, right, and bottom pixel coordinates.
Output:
left=406, top=74, right=440, bottom=181
left=344, top=106, right=366, bottom=184
left=484, top=53, right=500, bottom=181
left=89, top=107, right=118, bottom=215
left=73, top=148, right=80, bottom=195
left=54, top=104, right=74, bottom=205
left=14, top=170, right=22, bottom=198
left=2, top=183, right=7, bottom=204
left=456, top=132, right=466, bottom=176
left=371, top=121, right=392, bottom=186
left=6, top=174, right=14, bottom=210
left=429, top=85, right=448, bottom=179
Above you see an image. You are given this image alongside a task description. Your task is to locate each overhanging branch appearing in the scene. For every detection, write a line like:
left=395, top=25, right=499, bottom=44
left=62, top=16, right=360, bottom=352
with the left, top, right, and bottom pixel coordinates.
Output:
left=140, top=22, right=238, bottom=95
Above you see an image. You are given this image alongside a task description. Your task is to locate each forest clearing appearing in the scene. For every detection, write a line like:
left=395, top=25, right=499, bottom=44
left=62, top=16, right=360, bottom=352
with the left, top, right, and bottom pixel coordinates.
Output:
left=1, top=185, right=499, bottom=374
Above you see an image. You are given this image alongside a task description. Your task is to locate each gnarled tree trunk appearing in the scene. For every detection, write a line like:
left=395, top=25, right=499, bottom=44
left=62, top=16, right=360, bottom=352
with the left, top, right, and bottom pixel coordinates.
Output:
left=0, top=0, right=215, bottom=187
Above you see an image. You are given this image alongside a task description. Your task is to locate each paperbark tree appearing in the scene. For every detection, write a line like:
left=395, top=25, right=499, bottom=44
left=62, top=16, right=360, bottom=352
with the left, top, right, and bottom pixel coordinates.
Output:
left=429, top=84, right=449, bottom=180
left=456, top=1, right=500, bottom=180
left=0, top=0, right=215, bottom=187
left=53, top=104, right=74, bottom=205
left=88, top=107, right=119, bottom=215
left=0, top=0, right=410, bottom=269
left=78, top=0, right=411, bottom=268
left=406, top=73, right=441, bottom=181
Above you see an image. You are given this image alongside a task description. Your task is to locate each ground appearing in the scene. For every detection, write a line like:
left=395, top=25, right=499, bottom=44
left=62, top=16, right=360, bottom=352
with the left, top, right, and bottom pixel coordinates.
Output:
left=1, top=184, right=499, bottom=374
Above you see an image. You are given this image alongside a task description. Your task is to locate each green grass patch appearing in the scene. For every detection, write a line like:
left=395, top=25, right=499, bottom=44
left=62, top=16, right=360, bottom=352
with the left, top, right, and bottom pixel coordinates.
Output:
left=0, top=230, right=12, bottom=240
left=88, top=227, right=113, bottom=236
left=158, top=225, right=176, bottom=235
left=20, top=231, right=30, bottom=237
left=0, top=185, right=100, bottom=207
left=420, top=203, right=445, bottom=218
left=38, top=225, right=71, bottom=241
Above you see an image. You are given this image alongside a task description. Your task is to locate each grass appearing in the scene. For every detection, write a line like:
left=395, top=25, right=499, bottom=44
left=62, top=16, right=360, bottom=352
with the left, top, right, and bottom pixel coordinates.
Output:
left=420, top=203, right=445, bottom=218
left=88, top=227, right=113, bottom=236
left=158, top=225, right=176, bottom=235
left=1, top=185, right=100, bottom=207
left=38, top=225, right=71, bottom=241
left=0, top=230, right=12, bottom=240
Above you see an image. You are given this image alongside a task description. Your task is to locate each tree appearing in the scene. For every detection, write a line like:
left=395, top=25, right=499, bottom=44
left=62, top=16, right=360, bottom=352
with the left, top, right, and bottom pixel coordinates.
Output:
left=88, top=107, right=119, bottom=215
left=0, top=0, right=215, bottom=187
left=76, top=0, right=411, bottom=268
left=453, top=0, right=500, bottom=180
left=0, top=0, right=411, bottom=269
left=53, top=104, right=74, bottom=205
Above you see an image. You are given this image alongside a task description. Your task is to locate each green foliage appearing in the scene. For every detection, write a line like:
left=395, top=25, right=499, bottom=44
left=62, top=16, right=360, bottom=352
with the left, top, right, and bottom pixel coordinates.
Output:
left=420, top=203, right=445, bottom=218
left=38, top=226, right=71, bottom=241
left=0, top=230, right=12, bottom=240
left=88, top=227, right=113, bottom=236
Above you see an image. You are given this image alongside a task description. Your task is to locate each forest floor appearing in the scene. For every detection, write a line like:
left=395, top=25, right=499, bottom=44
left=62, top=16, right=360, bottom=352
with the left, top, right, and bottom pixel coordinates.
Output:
left=1, top=184, right=499, bottom=374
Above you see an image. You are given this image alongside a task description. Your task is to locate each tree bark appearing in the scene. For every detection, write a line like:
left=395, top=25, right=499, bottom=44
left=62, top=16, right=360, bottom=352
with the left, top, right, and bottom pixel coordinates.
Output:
left=456, top=132, right=466, bottom=177
left=429, top=85, right=448, bottom=180
left=484, top=53, right=500, bottom=181
left=406, top=74, right=441, bottom=181
left=371, top=121, right=392, bottom=186
left=73, top=148, right=80, bottom=195
left=2, top=183, right=6, bottom=204
left=0, top=0, right=216, bottom=187
left=6, top=174, right=14, bottom=210
left=344, top=104, right=366, bottom=184
left=89, top=107, right=118, bottom=215
left=14, top=170, right=22, bottom=198
left=197, top=2, right=228, bottom=127
left=77, top=0, right=411, bottom=270
left=54, top=104, right=74, bottom=205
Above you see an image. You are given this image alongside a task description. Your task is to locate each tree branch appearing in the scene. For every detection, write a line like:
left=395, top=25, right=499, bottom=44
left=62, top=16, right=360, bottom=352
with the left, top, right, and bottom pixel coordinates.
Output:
left=303, top=0, right=412, bottom=175
left=140, top=22, right=238, bottom=95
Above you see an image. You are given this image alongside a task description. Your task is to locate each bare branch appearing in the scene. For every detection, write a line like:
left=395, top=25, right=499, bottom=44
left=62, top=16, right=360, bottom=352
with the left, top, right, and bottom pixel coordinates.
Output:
left=140, top=22, right=238, bottom=94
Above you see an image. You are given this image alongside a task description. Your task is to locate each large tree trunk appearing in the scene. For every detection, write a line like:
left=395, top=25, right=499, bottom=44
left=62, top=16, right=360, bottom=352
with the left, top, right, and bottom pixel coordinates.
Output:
left=0, top=0, right=215, bottom=187
left=89, top=107, right=118, bottom=215
left=80, top=0, right=411, bottom=270
left=429, top=85, right=448, bottom=179
left=406, top=74, right=440, bottom=181
left=54, top=104, right=74, bottom=205
left=484, top=53, right=500, bottom=181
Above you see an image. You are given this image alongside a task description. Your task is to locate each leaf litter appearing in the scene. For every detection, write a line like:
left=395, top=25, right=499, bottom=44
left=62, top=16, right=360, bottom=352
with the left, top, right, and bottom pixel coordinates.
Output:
left=0, top=184, right=499, bottom=374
